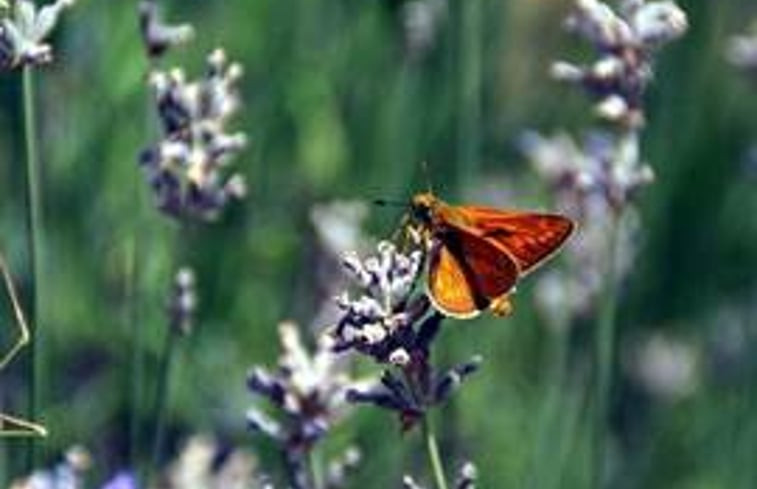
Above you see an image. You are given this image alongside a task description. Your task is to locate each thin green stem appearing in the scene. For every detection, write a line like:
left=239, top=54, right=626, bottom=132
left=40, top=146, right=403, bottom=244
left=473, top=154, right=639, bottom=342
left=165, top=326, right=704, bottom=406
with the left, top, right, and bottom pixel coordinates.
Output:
left=422, top=415, right=449, bottom=489
left=308, top=448, right=325, bottom=489
left=22, top=64, right=43, bottom=471
left=593, top=210, right=622, bottom=489
left=149, top=326, right=178, bottom=479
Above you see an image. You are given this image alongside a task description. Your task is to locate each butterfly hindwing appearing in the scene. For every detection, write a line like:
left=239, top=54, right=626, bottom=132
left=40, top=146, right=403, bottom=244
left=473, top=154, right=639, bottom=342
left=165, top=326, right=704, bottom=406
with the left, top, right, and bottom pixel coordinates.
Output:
left=427, top=227, right=519, bottom=318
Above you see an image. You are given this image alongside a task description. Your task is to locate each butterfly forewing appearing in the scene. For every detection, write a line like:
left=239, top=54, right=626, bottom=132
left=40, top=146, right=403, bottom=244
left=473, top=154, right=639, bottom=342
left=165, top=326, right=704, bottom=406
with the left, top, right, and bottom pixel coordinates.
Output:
left=457, top=206, right=574, bottom=273
left=427, top=227, right=519, bottom=318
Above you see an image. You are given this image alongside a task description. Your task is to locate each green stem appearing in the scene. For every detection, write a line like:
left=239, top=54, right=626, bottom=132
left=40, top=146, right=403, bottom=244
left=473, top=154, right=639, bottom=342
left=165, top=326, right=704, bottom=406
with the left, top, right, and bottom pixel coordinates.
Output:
left=422, top=415, right=449, bottom=489
left=126, top=238, right=141, bottom=468
left=456, top=0, right=482, bottom=195
left=593, top=210, right=622, bottom=489
left=149, top=326, right=178, bottom=478
left=308, top=448, right=325, bottom=489
left=22, top=64, right=43, bottom=471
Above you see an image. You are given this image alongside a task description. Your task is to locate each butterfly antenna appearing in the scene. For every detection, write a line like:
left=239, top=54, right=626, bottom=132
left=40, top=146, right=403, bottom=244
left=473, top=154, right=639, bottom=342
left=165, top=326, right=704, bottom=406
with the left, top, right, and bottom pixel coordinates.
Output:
left=372, top=198, right=407, bottom=208
left=420, top=160, right=434, bottom=194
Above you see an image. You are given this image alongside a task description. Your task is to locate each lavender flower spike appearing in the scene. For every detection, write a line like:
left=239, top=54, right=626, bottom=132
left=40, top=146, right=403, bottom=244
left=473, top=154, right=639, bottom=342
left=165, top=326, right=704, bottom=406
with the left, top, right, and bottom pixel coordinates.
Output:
left=138, top=0, right=194, bottom=58
left=247, top=321, right=371, bottom=452
left=0, top=0, right=76, bottom=70
left=329, top=240, right=427, bottom=363
left=728, top=20, right=757, bottom=77
left=553, top=0, right=687, bottom=128
left=140, top=49, right=247, bottom=221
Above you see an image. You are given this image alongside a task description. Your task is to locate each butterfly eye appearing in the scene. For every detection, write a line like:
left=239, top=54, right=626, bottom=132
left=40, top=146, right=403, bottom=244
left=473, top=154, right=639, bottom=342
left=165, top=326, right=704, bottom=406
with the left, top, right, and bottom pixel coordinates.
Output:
left=411, top=203, right=433, bottom=225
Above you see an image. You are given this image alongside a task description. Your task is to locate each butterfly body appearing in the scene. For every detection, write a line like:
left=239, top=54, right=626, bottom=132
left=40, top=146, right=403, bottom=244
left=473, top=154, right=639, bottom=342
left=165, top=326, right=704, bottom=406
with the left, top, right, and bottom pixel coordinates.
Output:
left=409, top=192, right=574, bottom=319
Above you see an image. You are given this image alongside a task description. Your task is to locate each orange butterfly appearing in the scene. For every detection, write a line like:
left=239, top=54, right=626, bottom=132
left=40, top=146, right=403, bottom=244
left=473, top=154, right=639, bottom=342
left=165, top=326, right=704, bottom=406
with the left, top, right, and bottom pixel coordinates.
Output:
left=408, top=192, right=574, bottom=319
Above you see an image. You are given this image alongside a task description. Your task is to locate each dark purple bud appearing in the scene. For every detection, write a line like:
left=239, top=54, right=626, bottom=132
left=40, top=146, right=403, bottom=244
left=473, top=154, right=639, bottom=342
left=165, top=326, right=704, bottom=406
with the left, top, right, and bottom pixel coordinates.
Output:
left=434, top=355, right=483, bottom=403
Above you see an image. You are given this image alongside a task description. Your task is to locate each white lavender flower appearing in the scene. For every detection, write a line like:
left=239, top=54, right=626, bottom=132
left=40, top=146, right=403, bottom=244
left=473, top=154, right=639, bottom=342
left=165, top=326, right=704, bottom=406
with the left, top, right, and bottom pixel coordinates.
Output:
left=10, top=446, right=91, bottom=489
left=402, top=461, right=478, bottom=489
left=522, top=131, right=644, bottom=325
left=623, top=333, right=699, bottom=401
left=0, top=0, right=75, bottom=70
left=520, top=130, right=653, bottom=212
left=325, top=447, right=362, bottom=489
left=167, top=266, right=197, bottom=335
left=138, top=0, right=193, bottom=58
left=163, top=435, right=265, bottom=489
left=727, top=20, right=757, bottom=77
left=329, top=241, right=427, bottom=362
left=246, top=321, right=371, bottom=453
left=553, top=0, right=687, bottom=128
left=140, top=49, right=247, bottom=221
left=400, top=0, right=447, bottom=60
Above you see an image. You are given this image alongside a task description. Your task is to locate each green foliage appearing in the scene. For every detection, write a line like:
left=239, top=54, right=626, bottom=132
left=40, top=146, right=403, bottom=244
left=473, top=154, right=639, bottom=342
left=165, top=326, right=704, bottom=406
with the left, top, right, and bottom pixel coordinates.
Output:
left=2, top=0, right=757, bottom=487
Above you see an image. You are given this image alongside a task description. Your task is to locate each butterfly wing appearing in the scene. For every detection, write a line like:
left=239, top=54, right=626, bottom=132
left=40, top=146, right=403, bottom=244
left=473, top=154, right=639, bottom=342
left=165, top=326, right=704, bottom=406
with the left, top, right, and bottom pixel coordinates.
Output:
left=427, top=227, right=519, bottom=318
left=456, top=206, right=574, bottom=274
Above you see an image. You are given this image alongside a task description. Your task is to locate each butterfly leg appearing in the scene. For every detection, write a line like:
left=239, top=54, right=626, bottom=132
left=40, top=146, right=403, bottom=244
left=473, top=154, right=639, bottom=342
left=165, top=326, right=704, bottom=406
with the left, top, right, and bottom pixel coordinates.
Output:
left=489, top=294, right=514, bottom=317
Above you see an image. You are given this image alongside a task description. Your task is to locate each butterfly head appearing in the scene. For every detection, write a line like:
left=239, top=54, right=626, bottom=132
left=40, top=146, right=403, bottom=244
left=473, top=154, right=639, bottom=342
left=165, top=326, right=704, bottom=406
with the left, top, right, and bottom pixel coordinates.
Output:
left=410, top=192, right=439, bottom=227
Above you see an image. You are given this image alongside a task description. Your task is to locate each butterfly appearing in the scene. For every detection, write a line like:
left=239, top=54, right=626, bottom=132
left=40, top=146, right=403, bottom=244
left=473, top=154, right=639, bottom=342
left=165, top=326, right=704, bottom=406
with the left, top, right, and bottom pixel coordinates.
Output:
left=407, top=192, right=574, bottom=319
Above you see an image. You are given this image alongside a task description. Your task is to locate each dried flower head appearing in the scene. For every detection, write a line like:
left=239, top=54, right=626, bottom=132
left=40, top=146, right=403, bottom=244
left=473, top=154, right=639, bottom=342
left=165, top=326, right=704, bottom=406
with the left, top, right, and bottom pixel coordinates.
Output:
left=552, top=0, right=687, bottom=128
left=138, top=0, right=194, bottom=58
left=0, top=0, right=75, bottom=70
left=167, top=266, right=197, bottom=335
left=140, top=48, right=247, bottom=221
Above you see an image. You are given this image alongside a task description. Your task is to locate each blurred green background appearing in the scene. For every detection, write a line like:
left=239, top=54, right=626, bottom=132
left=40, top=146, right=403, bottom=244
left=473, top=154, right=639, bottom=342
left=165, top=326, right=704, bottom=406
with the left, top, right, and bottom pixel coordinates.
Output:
left=2, top=0, right=757, bottom=487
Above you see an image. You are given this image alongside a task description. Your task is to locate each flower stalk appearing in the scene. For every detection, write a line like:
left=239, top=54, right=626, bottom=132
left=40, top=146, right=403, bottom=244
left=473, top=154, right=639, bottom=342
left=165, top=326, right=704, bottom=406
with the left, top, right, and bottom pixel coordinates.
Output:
left=422, top=415, right=449, bottom=489
left=22, top=62, right=42, bottom=471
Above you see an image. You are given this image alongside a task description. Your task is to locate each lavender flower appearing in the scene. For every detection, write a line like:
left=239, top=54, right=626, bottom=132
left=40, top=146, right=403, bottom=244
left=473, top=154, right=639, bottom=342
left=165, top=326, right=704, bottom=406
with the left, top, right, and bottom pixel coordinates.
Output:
left=10, top=446, right=91, bottom=489
left=329, top=241, right=482, bottom=428
left=400, top=0, right=447, bottom=60
left=246, top=321, right=370, bottom=488
left=552, top=0, right=687, bottom=128
left=324, top=446, right=362, bottom=489
left=138, top=0, right=193, bottom=58
left=402, top=461, right=478, bottom=489
left=728, top=22, right=757, bottom=77
left=167, top=266, right=197, bottom=335
left=0, top=0, right=75, bottom=70
left=140, top=49, right=247, bottom=221
left=99, top=473, right=137, bottom=489
left=161, top=435, right=267, bottom=489
left=328, top=241, right=427, bottom=363
left=522, top=132, right=644, bottom=327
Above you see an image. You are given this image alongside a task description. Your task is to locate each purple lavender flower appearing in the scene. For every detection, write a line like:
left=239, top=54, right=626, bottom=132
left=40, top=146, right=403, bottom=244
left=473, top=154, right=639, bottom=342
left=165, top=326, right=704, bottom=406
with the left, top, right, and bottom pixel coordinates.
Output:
left=99, top=473, right=138, bottom=489
left=138, top=1, right=193, bottom=59
left=552, top=0, right=687, bottom=128
left=246, top=321, right=369, bottom=488
left=329, top=241, right=482, bottom=429
left=140, top=49, right=247, bottom=221
left=10, top=446, right=91, bottom=489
